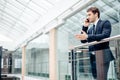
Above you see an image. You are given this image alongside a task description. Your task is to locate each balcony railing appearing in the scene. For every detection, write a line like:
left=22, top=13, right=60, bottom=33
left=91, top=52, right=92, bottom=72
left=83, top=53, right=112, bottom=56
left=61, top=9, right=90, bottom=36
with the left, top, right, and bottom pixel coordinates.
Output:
left=59, top=35, right=120, bottom=80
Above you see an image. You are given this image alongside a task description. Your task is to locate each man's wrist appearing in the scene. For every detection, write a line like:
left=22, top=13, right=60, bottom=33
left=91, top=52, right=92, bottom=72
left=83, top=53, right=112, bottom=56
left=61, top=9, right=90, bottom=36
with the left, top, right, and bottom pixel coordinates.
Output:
left=86, top=35, right=88, bottom=40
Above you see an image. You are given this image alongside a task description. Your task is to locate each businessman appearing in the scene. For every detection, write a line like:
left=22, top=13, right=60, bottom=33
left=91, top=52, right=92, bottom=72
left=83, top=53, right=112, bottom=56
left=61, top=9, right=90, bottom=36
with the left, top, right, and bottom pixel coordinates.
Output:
left=75, top=7, right=114, bottom=80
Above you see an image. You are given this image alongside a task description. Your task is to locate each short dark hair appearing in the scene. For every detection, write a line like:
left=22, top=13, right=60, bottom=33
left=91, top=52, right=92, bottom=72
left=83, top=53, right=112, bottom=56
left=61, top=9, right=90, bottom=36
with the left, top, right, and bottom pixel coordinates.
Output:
left=87, top=7, right=100, bottom=18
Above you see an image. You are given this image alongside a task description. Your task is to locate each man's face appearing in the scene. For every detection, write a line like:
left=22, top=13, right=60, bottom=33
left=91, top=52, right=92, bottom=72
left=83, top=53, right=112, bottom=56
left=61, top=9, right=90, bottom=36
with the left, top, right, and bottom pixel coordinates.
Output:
left=87, top=11, right=97, bottom=23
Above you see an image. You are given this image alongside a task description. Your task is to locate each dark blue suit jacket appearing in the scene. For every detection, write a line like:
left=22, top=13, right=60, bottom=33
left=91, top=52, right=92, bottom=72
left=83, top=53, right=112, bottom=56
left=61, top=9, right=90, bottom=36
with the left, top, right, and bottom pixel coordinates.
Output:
left=81, top=19, right=114, bottom=63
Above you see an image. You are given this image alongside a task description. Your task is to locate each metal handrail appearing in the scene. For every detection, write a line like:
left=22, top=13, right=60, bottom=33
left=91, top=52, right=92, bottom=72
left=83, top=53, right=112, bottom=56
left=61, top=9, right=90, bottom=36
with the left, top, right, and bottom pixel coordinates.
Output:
left=74, top=35, right=120, bottom=49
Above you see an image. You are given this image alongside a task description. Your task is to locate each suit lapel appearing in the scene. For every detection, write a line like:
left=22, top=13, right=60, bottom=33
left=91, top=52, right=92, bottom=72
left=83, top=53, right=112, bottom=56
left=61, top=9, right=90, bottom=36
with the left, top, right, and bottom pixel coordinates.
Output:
left=95, top=19, right=102, bottom=34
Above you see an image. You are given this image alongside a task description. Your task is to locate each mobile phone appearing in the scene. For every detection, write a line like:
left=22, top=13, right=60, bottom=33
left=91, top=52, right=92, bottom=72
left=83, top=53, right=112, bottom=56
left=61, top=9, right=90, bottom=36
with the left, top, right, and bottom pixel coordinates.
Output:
left=86, top=19, right=89, bottom=22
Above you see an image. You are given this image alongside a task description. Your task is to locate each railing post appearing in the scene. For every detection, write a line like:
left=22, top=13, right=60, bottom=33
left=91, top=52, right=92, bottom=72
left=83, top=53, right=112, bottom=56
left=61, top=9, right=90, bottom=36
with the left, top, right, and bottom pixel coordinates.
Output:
left=95, top=50, right=105, bottom=80
left=71, top=49, right=77, bottom=80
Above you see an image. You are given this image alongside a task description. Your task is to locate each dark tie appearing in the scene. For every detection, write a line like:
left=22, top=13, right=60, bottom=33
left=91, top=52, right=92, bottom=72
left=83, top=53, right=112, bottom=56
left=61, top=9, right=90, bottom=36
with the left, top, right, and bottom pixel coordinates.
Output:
left=93, top=24, right=95, bottom=34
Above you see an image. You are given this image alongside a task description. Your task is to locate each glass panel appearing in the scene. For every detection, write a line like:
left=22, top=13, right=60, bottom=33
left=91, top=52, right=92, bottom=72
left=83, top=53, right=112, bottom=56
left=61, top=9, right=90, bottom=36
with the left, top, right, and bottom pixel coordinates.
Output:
left=26, top=33, right=49, bottom=79
left=12, top=48, right=22, bottom=74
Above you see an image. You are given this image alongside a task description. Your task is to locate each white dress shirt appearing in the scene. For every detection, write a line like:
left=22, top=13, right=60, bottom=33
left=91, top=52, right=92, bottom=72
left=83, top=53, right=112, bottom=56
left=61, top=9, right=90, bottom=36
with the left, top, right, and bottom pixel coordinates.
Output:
left=92, top=18, right=99, bottom=55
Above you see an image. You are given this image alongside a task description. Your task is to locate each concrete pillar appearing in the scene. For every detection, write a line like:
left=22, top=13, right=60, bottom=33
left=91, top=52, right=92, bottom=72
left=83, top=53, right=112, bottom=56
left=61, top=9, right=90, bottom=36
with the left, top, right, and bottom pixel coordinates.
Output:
left=49, top=28, right=57, bottom=80
left=22, top=45, right=26, bottom=80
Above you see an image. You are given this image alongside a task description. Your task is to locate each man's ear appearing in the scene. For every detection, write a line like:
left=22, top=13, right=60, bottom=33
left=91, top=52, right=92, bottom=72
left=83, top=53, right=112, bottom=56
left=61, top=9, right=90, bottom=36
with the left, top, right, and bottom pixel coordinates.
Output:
left=95, top=13, right=98, bottom=18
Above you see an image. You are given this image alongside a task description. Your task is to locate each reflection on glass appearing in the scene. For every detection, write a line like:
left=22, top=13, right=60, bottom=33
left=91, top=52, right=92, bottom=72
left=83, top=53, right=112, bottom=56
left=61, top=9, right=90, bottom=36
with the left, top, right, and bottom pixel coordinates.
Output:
left=26, top=33, right=49, bottom=78
left=12, top=48, right=22, bottom=74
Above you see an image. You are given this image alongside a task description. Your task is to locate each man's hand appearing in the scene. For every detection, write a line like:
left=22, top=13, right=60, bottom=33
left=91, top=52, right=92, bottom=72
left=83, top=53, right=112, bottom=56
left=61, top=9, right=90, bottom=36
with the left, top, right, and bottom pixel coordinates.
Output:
left=84, top=18, right=90, bottom=27
left=75, top=30, right=88, bottom=40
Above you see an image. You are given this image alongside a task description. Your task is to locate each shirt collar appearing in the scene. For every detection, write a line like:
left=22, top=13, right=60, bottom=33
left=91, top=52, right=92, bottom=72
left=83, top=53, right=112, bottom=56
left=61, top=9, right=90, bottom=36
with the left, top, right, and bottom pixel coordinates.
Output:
left=94, top=18, right=99, bottom=26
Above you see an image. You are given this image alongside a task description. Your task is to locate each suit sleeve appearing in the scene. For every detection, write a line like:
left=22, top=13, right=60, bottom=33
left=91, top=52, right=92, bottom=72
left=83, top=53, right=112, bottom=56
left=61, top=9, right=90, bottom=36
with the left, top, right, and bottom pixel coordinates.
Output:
left=81, top=26, right=88, bottom=43
left=87, top=20, right=111, bottom=42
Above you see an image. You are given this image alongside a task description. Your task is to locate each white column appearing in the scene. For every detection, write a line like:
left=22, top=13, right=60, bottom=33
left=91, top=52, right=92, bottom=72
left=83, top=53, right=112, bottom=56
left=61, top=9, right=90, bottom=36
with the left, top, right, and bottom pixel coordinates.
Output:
left=22, top=45, right=26, bottom=80
left=49, top=29, right=57, bottom=80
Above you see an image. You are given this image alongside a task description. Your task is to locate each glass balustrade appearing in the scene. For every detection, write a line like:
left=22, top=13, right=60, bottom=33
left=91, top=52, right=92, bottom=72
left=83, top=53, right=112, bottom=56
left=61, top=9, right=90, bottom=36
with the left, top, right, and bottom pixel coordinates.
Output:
left=58, top=35, right=120, bottom=80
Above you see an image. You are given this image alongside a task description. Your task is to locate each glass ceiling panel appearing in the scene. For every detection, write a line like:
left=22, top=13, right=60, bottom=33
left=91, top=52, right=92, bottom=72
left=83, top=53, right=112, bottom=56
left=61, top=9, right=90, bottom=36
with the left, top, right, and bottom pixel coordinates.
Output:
left=0, top=11, right=29, bottom=32
left=28, top=1, right=47, bottom=14
left=111, top=0, right=119, bottom=5
left=1, top=9, right=31, bottom=27
left=0, top=4, right=5, bottom=10
left=24, top=7, right=39, bottom=17
left=67, top=19, right=80, bottom=28
left=4, top=7, right=20, bottom=18
left=100, top=14, right=109, bottom=20
left=16, top=21, right=29, bottom=28
left=95, top=0, right=105, bottom=7
left=15, top=24, right=28, bottom=32
left=2, top=14, right=29, bottom=29
left=0, top=34, right=13, bottom=42
left=103, top=5, right=113, bottom=11
left=15, top=0, right=42, bottom=16
left=0, top=4, right=5, bottom=11
left=33, top=0, right=54, bottom=8
left=31, top=1, right=48, bottom=11
left=7, top=0, right=25, bottom=10
left=0, top=25, right=26, bottom=40
left=0, top=25, right=12, bottom=37
left=0, top=29, right=10, bottom=38
left=1, top=11, right=17, bottom=22
left=74, top=13, right=84, bottom=19
left=0, top=19, right=13, bottom=28
left=15, top=0, right=30, bottom=7
left=0, top=9, right=22, bottom=24
left=1, top=17, right=15, bottom=26
left=5, top=3, right=22, bottom=15
left=10, top=28, right=24, bottom=36
left=8, top=30, right=22, bottom=38
left=18, top=0, right=30, bottom=3
left=20, top=10, right=39, bottom=25
left=0, top=0, right=6, bottom=5
left=5, top=0, right=35, bottom=17
left=70, top=16, right=80, bottom=23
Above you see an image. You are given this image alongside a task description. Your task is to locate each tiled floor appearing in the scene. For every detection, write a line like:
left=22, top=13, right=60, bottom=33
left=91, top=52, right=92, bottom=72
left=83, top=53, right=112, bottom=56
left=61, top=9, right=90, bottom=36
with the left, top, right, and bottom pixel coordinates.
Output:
left=2, top=74, right=49, bottom=80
